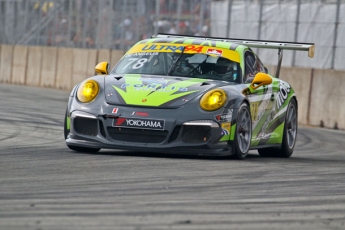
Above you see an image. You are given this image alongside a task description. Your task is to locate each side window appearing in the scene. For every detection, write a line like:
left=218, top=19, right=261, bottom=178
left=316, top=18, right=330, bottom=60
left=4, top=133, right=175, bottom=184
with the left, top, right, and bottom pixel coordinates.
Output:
left=244, top=51, right=260, bottom=83
left=255, top=55, right=268, bottom=74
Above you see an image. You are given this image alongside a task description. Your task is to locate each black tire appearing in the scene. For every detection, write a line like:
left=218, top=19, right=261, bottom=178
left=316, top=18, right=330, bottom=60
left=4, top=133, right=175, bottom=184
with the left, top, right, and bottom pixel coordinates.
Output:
left=258, top=99, right=297, bottom=158
left=64, top=108, right=69, bottom=140
left=64, top=108, right=101, bottom=153
left=232, top=103, right=252, bottom=159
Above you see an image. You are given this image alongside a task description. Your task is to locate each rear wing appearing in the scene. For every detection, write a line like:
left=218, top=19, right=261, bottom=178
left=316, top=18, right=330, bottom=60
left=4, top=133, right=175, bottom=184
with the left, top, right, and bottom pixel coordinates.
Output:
left=153, top=33, right=315, bottom=78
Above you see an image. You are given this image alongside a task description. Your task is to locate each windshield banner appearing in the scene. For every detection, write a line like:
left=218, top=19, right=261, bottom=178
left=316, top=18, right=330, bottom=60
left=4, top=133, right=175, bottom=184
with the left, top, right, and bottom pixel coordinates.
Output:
left=127, top=43, right=240, bottom=63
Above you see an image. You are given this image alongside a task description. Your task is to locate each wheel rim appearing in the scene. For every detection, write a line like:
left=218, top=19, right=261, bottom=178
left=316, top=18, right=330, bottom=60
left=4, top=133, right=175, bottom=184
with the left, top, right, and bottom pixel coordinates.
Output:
left=237, top=107, right=252, bottom=153
left=286, top=103, right=297, bottom=149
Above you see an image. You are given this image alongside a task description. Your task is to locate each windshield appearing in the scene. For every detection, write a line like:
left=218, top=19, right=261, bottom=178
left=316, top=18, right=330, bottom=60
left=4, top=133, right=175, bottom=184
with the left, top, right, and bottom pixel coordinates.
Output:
left=111, top=52, right=242, bottom=83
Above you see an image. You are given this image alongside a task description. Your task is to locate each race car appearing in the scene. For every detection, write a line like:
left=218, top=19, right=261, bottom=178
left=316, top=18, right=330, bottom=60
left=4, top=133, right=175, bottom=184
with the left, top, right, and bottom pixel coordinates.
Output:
left=64, top=33, right=314, bottom=159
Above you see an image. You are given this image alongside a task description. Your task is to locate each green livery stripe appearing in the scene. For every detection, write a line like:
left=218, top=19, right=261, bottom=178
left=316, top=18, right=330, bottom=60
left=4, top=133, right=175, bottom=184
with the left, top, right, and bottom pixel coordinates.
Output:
left=215, top=41, right=232, bottom=49
left=230, top=124, right=236, bottom=141
left=66, top=116, right=70, bottom=130
left=266, top=122, right=284, bottom=144
left=182, top=39, right=196, bottom=45
left=113, top=75, right=206, bottom=106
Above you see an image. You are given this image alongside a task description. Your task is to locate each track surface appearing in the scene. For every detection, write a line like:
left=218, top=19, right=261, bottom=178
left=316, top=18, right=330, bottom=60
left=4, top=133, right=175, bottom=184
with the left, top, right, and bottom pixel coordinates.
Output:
left=1, top=84, right=345, bottom=230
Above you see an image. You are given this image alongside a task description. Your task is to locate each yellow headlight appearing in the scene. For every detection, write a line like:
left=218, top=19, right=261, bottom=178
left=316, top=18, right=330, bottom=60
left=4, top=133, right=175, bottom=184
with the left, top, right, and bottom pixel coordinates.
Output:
left=200, top=89, right=227, bottom=111
left=77, top=80, right=99, bottom=103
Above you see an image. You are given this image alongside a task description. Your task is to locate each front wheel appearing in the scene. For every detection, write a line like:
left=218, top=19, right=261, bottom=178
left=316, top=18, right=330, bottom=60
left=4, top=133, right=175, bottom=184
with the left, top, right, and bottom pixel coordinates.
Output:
left=232, top=103, right=252, bottom=159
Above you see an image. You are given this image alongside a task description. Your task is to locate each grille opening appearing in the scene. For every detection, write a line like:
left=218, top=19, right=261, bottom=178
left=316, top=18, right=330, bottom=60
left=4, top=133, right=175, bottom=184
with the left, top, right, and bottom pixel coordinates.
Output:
left=107, top=127, right=168, bottom=143
left=74, top=117, right=98, bottom=136
left=181, top=125, right=211, bottom=143
left=99, top=120, right=106, bottom=138
left=168, top=125, right=181, bottom=143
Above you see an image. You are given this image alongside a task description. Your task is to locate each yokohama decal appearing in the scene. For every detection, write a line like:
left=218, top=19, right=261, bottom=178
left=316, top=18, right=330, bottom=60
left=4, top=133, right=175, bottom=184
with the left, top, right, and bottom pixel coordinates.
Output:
left=113, top=117, right=165, bottom=130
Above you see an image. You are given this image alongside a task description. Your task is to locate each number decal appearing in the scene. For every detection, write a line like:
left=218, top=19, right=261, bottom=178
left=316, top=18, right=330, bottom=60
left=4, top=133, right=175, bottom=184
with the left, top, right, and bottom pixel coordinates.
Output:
left=123, top=58, right=138, bottom=69
left=122, top=58, right=148, bottom=70
left=132, top=58, right=148, bottom=69
left=184, top=45, right=203, bottom=53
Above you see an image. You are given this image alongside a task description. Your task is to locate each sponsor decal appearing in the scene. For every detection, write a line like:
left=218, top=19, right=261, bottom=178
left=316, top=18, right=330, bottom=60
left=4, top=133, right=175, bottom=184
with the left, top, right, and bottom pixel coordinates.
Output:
left=141, top=44, right=203, bottom=53
left=131, top=111, right=149, bottom=117
left=112, top=108, right=119, bottom=114
left=215, top=110, right=233, bottom=121
left=139, top=78, right=169, bottom=85
left=250, top=101, right=260, bottom=121
left=276, top=81, right=291, bottom=109
left=113, top=117, right=165, bottom=130
left=207, top=48, right=223, bottom=56
left=125, top=52, right=158, bottom=57
left=221, top=122, right=231, bottom=136
left=120, top=84, right=188, bottom=92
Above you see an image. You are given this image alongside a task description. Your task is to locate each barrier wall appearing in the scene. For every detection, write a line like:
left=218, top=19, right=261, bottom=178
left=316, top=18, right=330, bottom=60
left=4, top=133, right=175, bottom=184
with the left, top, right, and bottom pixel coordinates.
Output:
left=0, top=45, right=344, bottom=130
left=0, top=45, right=13, bottom=83
left=26, top=46, right=41, bottom=86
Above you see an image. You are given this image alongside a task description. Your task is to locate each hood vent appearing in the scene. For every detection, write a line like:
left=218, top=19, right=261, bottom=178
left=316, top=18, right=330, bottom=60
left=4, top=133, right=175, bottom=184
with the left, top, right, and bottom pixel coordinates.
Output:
left=200, top=82, right=211, bottom=86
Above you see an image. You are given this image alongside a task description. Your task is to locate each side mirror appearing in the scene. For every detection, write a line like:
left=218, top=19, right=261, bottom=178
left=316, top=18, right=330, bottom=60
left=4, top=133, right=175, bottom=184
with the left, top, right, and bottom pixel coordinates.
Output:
left=250, top=72, right=272, bottom=90
left=95, top=62, right=109, bottom=75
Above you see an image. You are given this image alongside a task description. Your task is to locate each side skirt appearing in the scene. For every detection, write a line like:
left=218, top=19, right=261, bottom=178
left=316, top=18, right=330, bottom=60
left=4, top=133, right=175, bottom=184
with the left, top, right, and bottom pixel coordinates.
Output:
left=250, top=144, right=281, bottom=150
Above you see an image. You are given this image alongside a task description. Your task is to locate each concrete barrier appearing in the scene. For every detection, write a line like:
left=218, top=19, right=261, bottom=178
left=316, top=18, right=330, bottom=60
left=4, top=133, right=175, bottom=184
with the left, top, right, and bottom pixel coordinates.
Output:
left=110, top=50, right=124, bottom=71
left=309, top=69, right=345, bottom=130
left=280, top=67, right=312, bottom=125
left=0, top=45, right=13, bottom=83
left=87, top=49, right=98, bottom=76
left=97, top=49, right=110, bottom=64
left=11, top=45, right=28, bottom=85
left=26, top=46, right=42, bottom=86
left=56, top=47, right=73, bottom=90
left=41, top=46, right=57, bottom=88
left=72, top=48, right=89, bottom=87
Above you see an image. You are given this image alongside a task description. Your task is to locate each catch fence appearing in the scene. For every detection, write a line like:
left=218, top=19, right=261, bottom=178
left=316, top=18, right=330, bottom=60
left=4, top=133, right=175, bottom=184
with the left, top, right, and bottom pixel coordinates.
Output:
left=0, top=0, right=344, bottom=70
left=212, top=0, right=345, bottom=70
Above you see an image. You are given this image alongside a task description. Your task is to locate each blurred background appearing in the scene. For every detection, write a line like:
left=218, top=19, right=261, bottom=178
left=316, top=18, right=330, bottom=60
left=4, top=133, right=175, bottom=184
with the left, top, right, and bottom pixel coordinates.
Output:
left=0, top=0, right=344, bottom=69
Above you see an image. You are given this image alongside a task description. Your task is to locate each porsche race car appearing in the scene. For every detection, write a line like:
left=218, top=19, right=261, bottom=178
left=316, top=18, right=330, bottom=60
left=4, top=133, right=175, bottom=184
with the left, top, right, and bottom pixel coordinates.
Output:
left=64, top=34, right=314, bottom=159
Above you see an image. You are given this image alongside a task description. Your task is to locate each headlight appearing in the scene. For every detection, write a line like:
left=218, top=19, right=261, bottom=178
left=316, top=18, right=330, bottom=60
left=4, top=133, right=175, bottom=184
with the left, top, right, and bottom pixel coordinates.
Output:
left=77, top=80, right=99, bottom=103
left=200, top=89, right=227, bottom=111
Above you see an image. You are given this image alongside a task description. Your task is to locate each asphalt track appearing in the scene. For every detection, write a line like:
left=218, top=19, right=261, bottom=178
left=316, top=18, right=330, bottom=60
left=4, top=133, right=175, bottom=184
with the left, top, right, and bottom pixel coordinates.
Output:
left=0, top=83, right=345, bottom=230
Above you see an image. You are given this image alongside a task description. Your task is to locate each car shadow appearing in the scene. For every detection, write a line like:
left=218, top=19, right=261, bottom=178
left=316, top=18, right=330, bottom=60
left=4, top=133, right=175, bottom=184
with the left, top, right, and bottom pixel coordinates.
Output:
left=69, top=149, right=263, bottom=161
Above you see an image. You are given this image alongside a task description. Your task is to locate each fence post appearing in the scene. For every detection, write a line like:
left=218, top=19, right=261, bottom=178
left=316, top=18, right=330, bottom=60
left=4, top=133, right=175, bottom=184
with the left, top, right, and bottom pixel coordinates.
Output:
left=118, top=0, right=127, bottom=50
left=67, top=0, right=73, bottom=47
left=257, top=0, right=263, bottom=40
left=256, top=0, right=264, bottom=56
left=331, top=0, right=340, bottom=69
left=226, top=0, right=233, bottom=37
left=154, top=0, right=160, bottom=35
left=176, top=0, right=182, bottom=34
left=292, top=0, right=301, bottom=66
left=199, top=0, right=205, bottom=35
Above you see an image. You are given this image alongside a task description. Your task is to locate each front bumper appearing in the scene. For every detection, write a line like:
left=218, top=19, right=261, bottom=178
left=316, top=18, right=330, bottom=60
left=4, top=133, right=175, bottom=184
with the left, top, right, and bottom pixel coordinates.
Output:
left=66, top=109, right=233, bottom=156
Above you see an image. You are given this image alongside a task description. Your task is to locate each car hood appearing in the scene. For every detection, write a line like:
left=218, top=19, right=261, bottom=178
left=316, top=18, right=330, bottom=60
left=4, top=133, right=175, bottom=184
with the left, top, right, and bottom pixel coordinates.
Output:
left=104, top=74, right=228, bottom=107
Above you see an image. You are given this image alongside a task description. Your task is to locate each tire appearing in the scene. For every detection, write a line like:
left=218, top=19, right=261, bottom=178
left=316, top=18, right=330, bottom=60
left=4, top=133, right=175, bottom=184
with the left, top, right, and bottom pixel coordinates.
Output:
left=258, top=99, right=297, bottom=158
left=64, top=108, right=69, bottom=140
left=64, top=108, right=101, bottom=153
left=232, top=103, right=252, bottom=159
